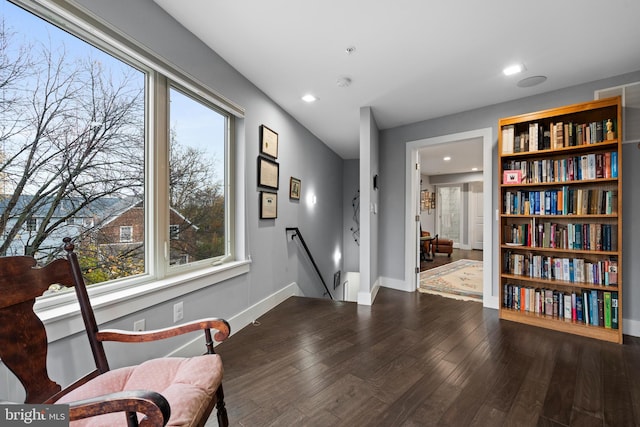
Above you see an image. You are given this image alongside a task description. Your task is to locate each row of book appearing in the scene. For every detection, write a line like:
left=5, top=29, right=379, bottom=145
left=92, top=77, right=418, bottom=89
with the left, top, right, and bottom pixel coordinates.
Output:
left=505, top=221, right=617, bottom=251
left=502, top=151, right=618, bottom=184
left=503, top=252, right=618, bottom=285
left=501, top=119, right=617, bottom=154
left=503, top=188, right=617, bottom=216
left=502, top=284, right=619, bottom=329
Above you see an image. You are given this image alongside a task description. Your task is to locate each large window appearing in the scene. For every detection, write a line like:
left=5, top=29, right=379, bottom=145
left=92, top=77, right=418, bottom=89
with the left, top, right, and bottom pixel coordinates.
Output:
left=168, top=87, right=227, bottom=267
left=0, top=0, right=234, bottom=292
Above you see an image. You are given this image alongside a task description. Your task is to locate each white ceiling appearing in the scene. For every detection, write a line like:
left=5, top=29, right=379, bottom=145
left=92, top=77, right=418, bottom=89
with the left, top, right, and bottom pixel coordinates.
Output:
left=153, top=0, right=640, bottom=160
left=419, top=138, right=483, bottom=177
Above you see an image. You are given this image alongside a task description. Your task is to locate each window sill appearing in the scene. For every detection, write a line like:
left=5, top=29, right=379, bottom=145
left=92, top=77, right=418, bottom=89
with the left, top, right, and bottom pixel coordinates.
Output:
left=38, top=260, right=251, bottom=343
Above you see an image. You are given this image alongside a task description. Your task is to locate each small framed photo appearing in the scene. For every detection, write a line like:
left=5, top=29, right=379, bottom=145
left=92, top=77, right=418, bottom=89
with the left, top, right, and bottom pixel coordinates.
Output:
left=260, top=125, right=278, bottom=159
left=289, top=177, right=301, bottom=200
left=258, top=156, right=279, bottom=189
left=260, top=191, right=277, bottom=219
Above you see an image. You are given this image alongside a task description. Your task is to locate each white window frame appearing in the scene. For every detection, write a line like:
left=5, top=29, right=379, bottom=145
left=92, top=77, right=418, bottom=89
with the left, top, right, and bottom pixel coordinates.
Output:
left=8, top=0, right=248, bottom=338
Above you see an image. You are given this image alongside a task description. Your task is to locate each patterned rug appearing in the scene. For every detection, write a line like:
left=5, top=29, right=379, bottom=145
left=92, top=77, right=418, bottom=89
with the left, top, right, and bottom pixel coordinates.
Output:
left=419, top=259, right=483, bottom=302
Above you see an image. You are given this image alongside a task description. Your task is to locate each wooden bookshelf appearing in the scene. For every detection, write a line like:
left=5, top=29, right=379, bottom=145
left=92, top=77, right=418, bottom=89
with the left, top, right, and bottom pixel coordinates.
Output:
left=498, top=96, right=623, bottom=343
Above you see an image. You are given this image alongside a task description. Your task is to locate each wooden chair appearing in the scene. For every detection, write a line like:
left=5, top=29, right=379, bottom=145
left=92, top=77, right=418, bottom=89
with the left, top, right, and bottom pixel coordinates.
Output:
left=0, top=238, right=230, bottom=427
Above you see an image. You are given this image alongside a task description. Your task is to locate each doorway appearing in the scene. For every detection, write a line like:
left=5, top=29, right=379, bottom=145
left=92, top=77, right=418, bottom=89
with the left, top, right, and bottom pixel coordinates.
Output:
left=404, top=128, right=497, bottom=309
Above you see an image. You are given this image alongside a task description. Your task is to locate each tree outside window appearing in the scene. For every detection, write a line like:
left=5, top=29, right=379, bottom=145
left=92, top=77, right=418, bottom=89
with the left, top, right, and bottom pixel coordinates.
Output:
left=0, top=2, right=232, bottom=289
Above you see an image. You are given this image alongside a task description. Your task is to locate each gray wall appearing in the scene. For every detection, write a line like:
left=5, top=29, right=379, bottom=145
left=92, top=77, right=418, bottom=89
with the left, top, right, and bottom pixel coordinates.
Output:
left=73, top=0, right=345, bottom=299
left=1, top=0, right=345, bottom=399
left=378, top=70, right=640, bottom=334
left=79, top=0, right=345, bottom=322
left=342, top=159, right=360, bottom=273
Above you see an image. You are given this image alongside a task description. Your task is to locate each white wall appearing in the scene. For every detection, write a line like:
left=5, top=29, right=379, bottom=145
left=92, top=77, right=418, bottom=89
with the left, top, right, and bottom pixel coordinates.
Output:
left=358, top=107, right=380, bottom=304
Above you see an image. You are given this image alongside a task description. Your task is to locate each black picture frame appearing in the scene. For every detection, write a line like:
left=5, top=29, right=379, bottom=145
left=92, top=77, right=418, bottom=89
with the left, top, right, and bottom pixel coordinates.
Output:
left=333, top=270, right=341, bottom=290
left=289, top=177, right=301, bottom=200
left=258, top=156, right=279, bottom=189
left=260, top=125, right=279, bottom=159
left=260, top=191, right=277, bottom=219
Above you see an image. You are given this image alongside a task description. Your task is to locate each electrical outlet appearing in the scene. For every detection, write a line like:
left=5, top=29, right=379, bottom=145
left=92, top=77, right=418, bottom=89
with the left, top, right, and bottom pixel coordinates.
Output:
left=173, top=301, right=184, bottom=323
left=133, top=319, right=145, bottom=331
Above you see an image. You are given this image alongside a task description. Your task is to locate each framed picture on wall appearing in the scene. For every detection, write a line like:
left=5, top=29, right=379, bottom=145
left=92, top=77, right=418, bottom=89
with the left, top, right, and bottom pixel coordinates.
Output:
left=289, top=177, right=301, bottom=200
left=258, top=156, right=279, bottom=189
left=260, top=125, right=279, bottom=158
left=260, top=191, right=277, bottom=219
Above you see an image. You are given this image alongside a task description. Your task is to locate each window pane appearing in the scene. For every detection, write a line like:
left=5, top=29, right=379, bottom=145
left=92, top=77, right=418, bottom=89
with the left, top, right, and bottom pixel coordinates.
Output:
left=169, top=87, right=226, bottom=266
left=0, top=2, right=146, bottom=286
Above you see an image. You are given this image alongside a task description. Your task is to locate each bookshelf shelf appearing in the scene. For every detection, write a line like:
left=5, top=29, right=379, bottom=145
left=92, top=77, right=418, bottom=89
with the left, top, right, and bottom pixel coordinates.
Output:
left=500, top=309, right=620, bottom=343
left=501, top=213, right=618, bottom=219
left=501, top=139, right=618, bottom=159
left=501, top=177, right=618, bottom=188
left=500, top=245, right=618, bottom=256
left=498, top=96, right=622, bottom=343
left=500, top=273, right=619, bottom=291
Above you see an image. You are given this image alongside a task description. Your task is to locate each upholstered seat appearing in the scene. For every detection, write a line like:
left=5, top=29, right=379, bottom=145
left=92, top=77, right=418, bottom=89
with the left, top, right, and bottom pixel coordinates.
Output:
left=56, top=356, right=223, bottom=427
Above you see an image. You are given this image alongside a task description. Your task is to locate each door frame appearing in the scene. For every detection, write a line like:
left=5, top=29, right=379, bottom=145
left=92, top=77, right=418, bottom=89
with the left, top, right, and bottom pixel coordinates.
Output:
left=404, top=127, right=498, bottom=309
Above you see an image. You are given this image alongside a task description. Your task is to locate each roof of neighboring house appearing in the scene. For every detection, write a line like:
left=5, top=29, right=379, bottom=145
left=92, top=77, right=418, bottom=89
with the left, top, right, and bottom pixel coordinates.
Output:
left=1, top=195, right=199, bottom=231
left=0, top=194, right=137, bottom=221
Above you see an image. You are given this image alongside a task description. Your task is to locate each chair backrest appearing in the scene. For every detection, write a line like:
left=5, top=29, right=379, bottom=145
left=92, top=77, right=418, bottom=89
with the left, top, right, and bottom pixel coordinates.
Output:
left=0, top=238, right=109, bottom=403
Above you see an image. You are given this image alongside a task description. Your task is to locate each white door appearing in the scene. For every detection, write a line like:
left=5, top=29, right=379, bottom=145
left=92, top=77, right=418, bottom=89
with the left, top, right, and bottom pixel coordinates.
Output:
left=469, top=181, right=484, bottom=250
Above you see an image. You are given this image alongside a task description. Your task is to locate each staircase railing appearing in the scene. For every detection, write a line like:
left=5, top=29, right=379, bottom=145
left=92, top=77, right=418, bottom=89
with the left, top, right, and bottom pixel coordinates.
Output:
left=286, top=227, right=333, bottom=300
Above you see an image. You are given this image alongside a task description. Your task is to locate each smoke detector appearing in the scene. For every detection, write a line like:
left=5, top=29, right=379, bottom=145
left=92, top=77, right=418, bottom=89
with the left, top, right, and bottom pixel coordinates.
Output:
left=337, top=77, right=352, bottom=88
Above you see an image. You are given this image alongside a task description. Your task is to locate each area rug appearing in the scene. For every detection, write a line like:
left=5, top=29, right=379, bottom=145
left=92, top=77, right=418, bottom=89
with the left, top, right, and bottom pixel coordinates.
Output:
left=419, top=259, right=483, bottom=302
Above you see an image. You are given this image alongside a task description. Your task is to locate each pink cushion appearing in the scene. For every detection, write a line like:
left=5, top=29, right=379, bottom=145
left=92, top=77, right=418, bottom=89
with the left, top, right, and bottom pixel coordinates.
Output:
left=56, top=355, right=223, bottom=427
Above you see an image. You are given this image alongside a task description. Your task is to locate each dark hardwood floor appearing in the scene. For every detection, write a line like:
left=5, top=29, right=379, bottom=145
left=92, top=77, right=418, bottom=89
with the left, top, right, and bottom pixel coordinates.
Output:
left=420, top=247, right=483, bottom=271
left=212, top=287, right=640, bottom=426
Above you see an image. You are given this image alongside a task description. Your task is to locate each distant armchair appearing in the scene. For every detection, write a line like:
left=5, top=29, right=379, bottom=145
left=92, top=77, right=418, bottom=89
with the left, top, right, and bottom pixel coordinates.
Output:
left=0, top=238, right=230, bottom=427
left=432, top=236, right=454, bottom=257
left=422, top=231, right=453, bottom=257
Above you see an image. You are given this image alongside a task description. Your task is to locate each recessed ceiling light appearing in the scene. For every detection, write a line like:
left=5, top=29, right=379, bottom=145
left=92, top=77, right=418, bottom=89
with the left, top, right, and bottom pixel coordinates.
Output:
left=302, top=94, right=317, bottom=103
left=443, top=156, right=451, bottom=161
left=503, top=64, right=525, bottom=76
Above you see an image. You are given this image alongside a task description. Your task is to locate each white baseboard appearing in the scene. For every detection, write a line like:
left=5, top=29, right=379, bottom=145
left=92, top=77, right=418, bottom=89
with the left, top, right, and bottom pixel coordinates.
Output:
left=167, top=282, right=301, bottom=357
left=624, top=317, right=640, bottom=338
left=380, top=275, right=412, bottom=292
left=357, top=278, right=380, bottom=306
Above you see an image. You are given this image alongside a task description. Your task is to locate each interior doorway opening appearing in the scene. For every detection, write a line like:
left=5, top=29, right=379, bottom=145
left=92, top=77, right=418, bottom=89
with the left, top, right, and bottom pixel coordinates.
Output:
left=404, top=128, right=497, bottom=309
